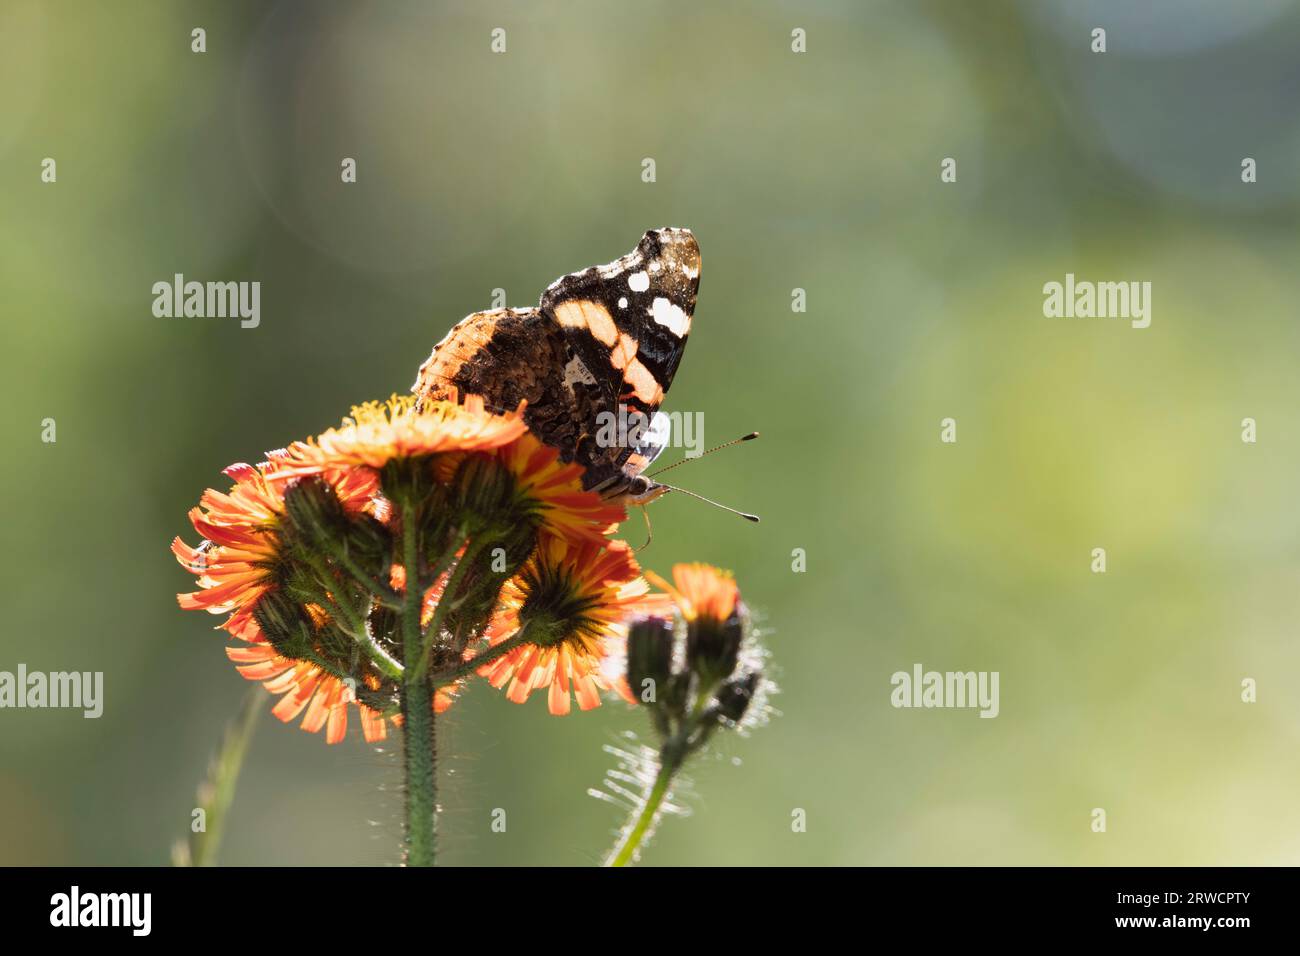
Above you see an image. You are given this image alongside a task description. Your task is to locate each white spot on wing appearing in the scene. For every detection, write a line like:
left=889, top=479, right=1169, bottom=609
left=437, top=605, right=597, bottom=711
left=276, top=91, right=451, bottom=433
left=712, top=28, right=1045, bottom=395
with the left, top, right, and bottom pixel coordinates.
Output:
left=628, top=271, right=650, bottom=292
left=617, top=297, right=628, bottom=309
left=650, top=297, right=690, bottom=337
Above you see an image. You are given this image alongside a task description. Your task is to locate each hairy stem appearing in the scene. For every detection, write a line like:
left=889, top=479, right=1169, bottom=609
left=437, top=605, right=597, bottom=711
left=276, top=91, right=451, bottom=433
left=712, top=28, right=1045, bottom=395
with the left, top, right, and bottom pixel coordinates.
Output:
left=401, top=503, right=436, bottom=867
left=604, top=747, right=682, bottom=867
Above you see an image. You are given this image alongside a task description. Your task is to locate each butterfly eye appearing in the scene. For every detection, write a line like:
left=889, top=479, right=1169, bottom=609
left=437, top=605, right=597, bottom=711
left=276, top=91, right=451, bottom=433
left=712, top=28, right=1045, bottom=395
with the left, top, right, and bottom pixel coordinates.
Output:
left=630, top=476, right=651, bottom=495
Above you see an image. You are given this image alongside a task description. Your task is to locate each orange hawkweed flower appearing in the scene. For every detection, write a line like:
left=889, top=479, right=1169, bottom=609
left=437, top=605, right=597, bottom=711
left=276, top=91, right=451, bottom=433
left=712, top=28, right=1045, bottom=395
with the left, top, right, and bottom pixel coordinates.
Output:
left=497, top=434, right=627, bottom=545
left=269, top=394, right=625, bottom=548
left=478, top=536, right=670, bottom=715
left=172, top=458, right=377, bottom=642
left=226, top=644, right=457, bottom=745
left=229, top=563, right=459, bottom=746
left=269, top=394, right=527, bottom=476
left=645, top=563, right=739, bottom=624
left=174, top=457, right=423, bottom=744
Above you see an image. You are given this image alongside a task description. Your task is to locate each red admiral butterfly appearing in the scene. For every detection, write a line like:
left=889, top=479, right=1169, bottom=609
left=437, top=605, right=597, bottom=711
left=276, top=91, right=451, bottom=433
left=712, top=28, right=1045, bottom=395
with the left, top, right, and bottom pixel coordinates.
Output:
left=412, top=228, right=756, bottom=519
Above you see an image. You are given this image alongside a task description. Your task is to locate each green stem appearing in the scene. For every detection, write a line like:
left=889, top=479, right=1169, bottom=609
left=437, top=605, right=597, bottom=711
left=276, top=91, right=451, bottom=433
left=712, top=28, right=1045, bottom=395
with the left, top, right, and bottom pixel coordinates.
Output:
left=327, top=540, right=402, bottom=609
left=400, top=503, right=437, bottom=867
left=605, top=749, right=682, bottom=867
left=429, top=621, right=532, bottom=687
left=414, top=533, right=490, bottom=680
left=300, top=556, right=402, bottom=680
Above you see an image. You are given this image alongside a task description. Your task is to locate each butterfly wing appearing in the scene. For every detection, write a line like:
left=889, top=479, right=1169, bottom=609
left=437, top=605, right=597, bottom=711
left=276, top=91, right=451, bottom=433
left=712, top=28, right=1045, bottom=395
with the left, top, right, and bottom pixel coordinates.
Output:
left=411, top=306, right=597, bottom=460
left=538, top=227, right=699, bottom=492
left=412, top=228, right=699, bottom=497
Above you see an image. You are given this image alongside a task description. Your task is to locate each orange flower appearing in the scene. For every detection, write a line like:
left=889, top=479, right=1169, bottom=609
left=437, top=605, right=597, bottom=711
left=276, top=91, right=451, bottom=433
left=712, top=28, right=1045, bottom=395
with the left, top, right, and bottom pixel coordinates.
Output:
left=478, top=536, right=670, bottom=715
left=172, top=458, right=377, bottom=642
left=267, top=394, right=623, bottom=547
left=225, top=560, right=461, bottom=745
left=175, top=393, right=635, bottom=742
left=497, top=435, right=626, bottom=545
left=269, top=394, right=527, bottom=476
left=173, top=456, right=441, bottom=744
left=645, top=563, right=739, bottom=623
left=226, top=644, right=457, bottom=745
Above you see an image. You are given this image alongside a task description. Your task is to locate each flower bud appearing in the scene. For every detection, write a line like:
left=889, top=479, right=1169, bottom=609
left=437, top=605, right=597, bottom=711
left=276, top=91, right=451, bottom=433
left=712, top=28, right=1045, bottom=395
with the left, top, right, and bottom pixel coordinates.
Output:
left=686, top=599, right=745, bottom=684
left=626, top=616, right=675, bottom=706
left=252, top=589, right=309, bottom=651
left=366, top=602, right=401, bottom=657
left=449, top=454, right=516, bottom=525
left=714, top=669, right=761, bottom=724
left=343, top=513, right=393, bottom=574
left=282, top=476, right=350, bottom=548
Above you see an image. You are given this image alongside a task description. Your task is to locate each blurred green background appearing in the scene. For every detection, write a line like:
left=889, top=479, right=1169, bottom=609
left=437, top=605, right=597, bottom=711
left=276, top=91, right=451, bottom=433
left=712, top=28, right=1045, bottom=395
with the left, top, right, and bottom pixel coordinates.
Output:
left=3, top=0, right=1300, bottom=866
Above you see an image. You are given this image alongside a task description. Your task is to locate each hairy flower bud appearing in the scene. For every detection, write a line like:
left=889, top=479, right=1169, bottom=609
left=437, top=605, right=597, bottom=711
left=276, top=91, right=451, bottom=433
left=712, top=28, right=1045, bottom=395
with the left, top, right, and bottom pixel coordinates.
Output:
left=626, top=615, right=675, bottom=706
left=686, top=599, right=745, bottom=685
left=449, top=454, right=517, bottom=526
left=252, top=589, right=310, bottom=651
left=282, top=476, right=351, bottom=548
left=714, top=669, right=761, bottom=724
left=345, top=513, right=393, bottom=567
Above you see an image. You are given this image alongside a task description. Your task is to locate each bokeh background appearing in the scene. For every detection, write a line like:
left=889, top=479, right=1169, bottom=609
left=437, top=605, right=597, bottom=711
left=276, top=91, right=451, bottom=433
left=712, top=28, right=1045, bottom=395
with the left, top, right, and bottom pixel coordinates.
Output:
left=3, top=0, right=1300, bottom=866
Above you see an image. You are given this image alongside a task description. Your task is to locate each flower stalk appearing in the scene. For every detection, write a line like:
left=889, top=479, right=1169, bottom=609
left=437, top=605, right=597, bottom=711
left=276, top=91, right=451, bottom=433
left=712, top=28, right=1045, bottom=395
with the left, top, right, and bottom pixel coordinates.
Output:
left=601, top=566, right=769, bottom=867
left=400, top=501, right=438, bottom=866
left=605, top=741, right=683, bottom=867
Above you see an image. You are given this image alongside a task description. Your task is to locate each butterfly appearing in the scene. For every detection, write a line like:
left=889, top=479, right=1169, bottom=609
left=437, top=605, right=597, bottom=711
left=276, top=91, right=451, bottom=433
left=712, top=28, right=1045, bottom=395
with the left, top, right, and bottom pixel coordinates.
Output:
left=412, top=227, right=706, bottom=509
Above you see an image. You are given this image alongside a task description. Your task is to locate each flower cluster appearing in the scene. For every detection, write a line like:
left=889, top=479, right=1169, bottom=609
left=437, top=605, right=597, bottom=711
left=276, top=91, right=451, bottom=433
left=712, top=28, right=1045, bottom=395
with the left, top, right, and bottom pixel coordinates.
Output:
left=630, top=564, right=768, bottom=747
left=174, top=389, right=773, bottom=868
left=174, top=393, right=653, bottom=743
left=599, top=562, right=770, bottom=866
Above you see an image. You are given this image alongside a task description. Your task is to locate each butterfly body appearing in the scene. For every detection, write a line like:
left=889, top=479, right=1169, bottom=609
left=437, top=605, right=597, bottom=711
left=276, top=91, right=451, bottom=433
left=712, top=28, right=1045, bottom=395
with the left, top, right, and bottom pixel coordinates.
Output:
left=413, top=228, right=699, bottom=506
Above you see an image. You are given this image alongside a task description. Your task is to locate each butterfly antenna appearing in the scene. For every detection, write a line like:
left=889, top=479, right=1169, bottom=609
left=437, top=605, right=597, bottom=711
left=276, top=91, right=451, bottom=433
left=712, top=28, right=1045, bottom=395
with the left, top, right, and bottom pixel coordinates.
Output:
left=658, top=483, right=760, bottom=522
left=647, top=431, right=759, bottom=479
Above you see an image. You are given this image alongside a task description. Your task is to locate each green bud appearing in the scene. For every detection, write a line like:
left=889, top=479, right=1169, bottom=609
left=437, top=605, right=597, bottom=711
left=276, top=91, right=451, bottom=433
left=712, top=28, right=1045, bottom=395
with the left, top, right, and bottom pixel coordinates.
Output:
left=252, top=589, right=311, bottom=652
left=626, top=616, right=675, bottom=706
left=449, top=455, right=515, bottom=524
left=686, top=600, right=745, bottom=685
left=714, top=669, right=761, bottom=724
left=343, top=512, right=392, bottom=577
left=282, top=477, right=350, bottom=548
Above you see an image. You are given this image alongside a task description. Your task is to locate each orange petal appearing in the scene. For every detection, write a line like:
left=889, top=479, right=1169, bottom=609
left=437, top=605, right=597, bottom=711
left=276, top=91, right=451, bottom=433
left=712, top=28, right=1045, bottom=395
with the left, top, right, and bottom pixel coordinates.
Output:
left=548, top=676, right=571, bottom=716
left=575, top=674, right=602, bottom=711
left=360, top=706, right=388, bottom=742
left=325, top=700, right=348, bottom=744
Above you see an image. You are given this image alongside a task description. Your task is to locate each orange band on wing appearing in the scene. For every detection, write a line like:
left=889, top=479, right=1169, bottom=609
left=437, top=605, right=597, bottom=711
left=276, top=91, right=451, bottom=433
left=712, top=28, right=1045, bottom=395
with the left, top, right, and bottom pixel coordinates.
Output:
left=623, top=359, right=662, bottom=404
left=610, top=332, right=638, bottom=370
left=552, top=299, right=618, bottom=346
